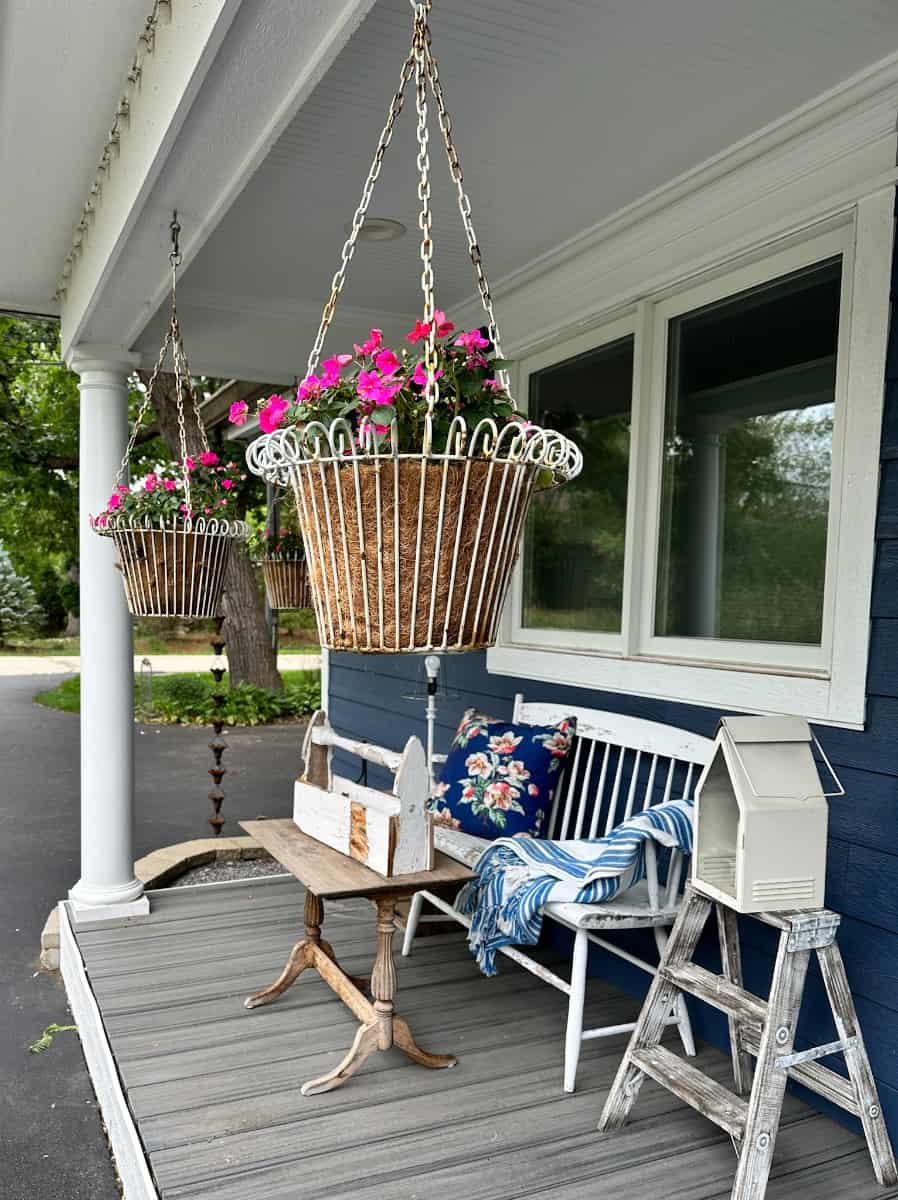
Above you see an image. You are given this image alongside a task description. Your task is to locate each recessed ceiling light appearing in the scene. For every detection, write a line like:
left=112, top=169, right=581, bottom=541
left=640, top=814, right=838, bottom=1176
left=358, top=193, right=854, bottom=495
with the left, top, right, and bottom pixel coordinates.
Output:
left=350, top=217, right=407, bottom=242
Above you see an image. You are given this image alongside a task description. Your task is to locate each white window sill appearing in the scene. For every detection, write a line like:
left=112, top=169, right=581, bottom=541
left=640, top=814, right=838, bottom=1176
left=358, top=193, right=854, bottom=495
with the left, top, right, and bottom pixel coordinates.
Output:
left=486, top=643, right=866, bottom=730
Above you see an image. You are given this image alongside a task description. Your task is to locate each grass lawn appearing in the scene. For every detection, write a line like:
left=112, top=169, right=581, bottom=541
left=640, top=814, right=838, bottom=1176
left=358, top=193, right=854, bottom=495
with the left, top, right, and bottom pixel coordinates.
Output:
left=35, top=669, right=320, bottom=727
left=1, top=635, right=320, bottom=656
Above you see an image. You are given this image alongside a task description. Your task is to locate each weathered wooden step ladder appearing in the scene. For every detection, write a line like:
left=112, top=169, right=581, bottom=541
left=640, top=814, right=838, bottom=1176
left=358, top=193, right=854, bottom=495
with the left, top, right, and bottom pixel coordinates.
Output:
left=599, top=883, right=897, bottom=1199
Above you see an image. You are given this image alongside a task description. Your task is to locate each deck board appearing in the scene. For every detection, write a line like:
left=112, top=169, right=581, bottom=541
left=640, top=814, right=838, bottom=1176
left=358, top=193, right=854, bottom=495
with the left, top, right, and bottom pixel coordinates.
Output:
left=72, top=877, right=898, bottom=1200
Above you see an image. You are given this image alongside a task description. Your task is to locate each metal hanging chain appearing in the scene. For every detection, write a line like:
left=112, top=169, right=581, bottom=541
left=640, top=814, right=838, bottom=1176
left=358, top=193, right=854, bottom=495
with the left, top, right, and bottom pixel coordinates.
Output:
left=423, top=34, right=508, bottom=378
left=413, top=7, right=439, bottom=415
left=305, top=0, right=508, bottom=402
left=305, top=47, right=418, bottom=378
left=112, top=213, right=210, bottom=518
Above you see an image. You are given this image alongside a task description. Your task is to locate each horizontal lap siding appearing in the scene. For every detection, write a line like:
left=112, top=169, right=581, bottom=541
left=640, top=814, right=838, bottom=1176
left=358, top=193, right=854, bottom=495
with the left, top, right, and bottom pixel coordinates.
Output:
left=327, top=197, right=898, bottom=1139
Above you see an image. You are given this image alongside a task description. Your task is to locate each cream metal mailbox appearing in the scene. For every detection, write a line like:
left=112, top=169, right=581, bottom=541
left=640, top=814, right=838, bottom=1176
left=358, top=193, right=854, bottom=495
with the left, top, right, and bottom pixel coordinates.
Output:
left=693, top=715, right=843, bottom=913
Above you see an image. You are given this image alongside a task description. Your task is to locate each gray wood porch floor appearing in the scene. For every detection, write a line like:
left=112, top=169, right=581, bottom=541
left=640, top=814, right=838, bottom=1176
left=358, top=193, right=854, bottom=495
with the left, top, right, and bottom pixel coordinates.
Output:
left=73, top=876, right=895, bottom=1200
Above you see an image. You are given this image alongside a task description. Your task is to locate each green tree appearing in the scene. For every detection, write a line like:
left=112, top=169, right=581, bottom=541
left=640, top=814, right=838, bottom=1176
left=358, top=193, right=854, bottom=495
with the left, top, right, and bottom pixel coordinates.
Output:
left=0, top=545, right=42, bottom=645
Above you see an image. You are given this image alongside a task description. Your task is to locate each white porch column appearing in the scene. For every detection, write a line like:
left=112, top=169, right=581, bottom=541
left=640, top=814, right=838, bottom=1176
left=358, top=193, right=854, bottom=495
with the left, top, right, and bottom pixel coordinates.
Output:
left=68, top=351, right=148, bottom=919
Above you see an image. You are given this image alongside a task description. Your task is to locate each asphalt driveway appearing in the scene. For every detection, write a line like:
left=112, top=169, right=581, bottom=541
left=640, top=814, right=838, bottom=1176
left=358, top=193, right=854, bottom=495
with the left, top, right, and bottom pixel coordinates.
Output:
left=0, top=674, right=298, bottom=1200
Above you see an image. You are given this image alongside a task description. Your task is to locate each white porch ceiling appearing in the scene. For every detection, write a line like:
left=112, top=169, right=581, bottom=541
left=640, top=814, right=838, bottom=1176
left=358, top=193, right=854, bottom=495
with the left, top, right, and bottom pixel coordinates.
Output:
left=134, top=0, right=898, bottom=378
left=0, top=0, right=151, bottom=314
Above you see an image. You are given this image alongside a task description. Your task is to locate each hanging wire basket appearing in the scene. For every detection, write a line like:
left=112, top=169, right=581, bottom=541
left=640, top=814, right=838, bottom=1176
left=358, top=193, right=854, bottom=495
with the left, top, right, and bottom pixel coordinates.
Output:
left=249, top=418, right=578, bottom=651
left=258, top=552, right=312, bottom=610
left=246, top=1, right=581, bottom=652
left=92, top=215, right=247, bottom=618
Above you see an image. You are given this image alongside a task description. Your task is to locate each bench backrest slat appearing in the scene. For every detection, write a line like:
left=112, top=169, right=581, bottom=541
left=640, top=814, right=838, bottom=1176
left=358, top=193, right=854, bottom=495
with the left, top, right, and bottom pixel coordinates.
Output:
left=513, top=694, right=714, bottom=842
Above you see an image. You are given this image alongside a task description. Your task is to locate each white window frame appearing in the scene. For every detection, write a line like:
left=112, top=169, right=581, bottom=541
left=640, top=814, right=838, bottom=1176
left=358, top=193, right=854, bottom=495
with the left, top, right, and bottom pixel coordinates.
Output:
left=489, top=198, right=892, bottom=728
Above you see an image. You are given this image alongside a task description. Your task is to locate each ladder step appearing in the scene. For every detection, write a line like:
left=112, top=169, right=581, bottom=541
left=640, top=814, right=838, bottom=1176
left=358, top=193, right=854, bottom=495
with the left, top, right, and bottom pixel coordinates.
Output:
left=664, top=962, right=768, bottom=1026
left=630, top=1045, right=749, bottom=1140
left=741, top=1027, right=860, bottom=1116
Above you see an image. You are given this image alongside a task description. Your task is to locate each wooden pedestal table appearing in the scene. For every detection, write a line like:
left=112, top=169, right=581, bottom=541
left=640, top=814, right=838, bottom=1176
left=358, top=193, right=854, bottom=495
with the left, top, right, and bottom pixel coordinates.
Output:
left=241, top=819, right=474, bottom=1096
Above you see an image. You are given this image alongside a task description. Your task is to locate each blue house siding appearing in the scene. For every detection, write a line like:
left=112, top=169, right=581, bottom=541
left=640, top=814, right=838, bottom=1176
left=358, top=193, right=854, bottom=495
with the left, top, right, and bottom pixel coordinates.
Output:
left=326, top=208, right=898, bottom=1138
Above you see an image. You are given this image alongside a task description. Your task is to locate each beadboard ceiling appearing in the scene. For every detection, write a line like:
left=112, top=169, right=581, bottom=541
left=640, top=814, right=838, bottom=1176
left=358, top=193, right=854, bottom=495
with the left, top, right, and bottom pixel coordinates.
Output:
left=165, top=0, right=898, bottom=354
left=0, top=0, right=153, bottom=314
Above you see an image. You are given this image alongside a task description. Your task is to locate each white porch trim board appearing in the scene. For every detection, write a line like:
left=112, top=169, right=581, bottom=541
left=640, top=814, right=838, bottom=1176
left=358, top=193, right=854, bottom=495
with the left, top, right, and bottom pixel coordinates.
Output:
left=69, top=352, right=147, bottom=919
left=58, top=900, right=158, bottom=1200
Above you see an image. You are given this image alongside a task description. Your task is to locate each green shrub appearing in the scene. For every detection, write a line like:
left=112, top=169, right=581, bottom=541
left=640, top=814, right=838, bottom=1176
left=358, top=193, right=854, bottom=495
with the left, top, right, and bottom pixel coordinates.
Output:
left=36, top=668, right=321, bottom=726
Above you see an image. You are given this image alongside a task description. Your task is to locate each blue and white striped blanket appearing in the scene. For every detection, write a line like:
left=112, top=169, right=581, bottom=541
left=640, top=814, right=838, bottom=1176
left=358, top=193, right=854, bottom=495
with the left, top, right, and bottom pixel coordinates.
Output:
left=456, top=798, right=694, bottom=976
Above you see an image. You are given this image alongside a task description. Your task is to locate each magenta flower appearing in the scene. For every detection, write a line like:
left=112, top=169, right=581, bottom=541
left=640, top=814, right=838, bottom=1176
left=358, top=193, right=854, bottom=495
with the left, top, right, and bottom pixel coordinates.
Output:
left=221, top=478, right=234, bottom=490
left=107, top=493, right=122, bottom=511
left=321, top=354, right=352, bottom=387
left=354, top=329, right=383, bottom=357
left=357, top=370, right=389, bottom=405
left=144, top=474, right=158, bottom=492
left=229, top=400, right=249, bottom=426
left=433, top=310, right=455, bottom=337
left=95, top=514, right=108, bottom=529
left=259, top=394, right=289, bottom=433
left=199, top=450, right=219, bottom=467
left=483, top=378, right=504, bottom=392
left=411, top=360, right=444, bottom=389
left=297, top=374, right=320, bottom=403
left=163, top=479, right=177, bottom=492
left=454, top=329, right=490, bottom=353
left=116, top=484, right=130, bottom=496
left=405, top=319, right=431, bottom=344
left=374, top=348, right=401, bottom=376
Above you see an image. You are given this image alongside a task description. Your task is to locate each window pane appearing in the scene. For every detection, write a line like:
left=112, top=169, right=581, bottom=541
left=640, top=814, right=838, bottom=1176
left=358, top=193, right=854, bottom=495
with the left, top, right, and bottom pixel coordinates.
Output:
left=655, top=258, right=840, bottom=645
left=523, top=335, right=633, bottom=633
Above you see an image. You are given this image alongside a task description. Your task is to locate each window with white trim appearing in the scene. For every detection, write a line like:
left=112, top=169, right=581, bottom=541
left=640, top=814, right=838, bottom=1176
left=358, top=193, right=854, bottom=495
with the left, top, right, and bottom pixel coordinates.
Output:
left=491, top=217, right=890, bottom=728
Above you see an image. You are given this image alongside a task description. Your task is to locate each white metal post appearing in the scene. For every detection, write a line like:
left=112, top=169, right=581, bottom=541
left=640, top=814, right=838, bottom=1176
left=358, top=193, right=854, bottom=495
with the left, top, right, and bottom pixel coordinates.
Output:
left=68, top=352, right=148, bottom=920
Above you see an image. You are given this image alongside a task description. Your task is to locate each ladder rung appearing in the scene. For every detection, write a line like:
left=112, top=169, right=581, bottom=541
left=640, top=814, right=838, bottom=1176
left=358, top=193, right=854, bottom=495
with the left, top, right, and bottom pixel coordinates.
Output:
left=664, top=962, right=768, bottom=1026
left=741, top=1027, right=860, bottom=1116
left=630, top=1045, right=749, bottom=1140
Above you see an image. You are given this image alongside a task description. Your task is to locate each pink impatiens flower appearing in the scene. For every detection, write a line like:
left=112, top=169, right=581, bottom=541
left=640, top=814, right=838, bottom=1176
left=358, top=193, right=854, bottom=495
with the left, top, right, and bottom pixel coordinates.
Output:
left=433, top=309, right=455, bottom=337
left=199, top=450, right=219, bottom=467
left=259, top=393, right=290, bottom=433
left=357, top=371, right=403, bottom=408
left=405, top=319, right=431, bottom=344
left=483, top=378, right=504, bottom=392
left=411, top=360, right=444, bottom=389
left=163, top=479, right=177, bottom=492
left=117, top=484, right=130, bottom=496
left=297, top=375, right=320, bottom=403
left=229, top=400, right=249, bottom=426
left=454, top=329, right=490, bottom=353
left=220, top=478, right=234, bottom=490
left=374, top=348, right=401, bottom=376
left=354, top=329, right=383, bottom=357
left=107, top=493, right=122, bottom=510
left=144, top=474, right=158, bottom=492
left=321, top=354, right=352, bottom=387
left=184, top=456, right=195, bottom=472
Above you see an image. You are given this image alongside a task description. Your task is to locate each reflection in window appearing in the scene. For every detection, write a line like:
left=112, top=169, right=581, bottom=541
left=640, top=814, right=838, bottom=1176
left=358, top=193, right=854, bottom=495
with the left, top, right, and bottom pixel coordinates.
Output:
left=655, top=259, right=841, bottom=645
left=523, top=336, right=634, bottom=633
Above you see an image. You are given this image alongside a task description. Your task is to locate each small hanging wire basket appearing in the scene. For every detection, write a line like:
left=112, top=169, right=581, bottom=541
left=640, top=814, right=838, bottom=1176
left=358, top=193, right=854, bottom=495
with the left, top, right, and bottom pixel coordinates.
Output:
left=92, top=215, right=247, bottom=618
left=246, top=1, right=581, bottom=653
left=258, top=553, right=312, bottom=611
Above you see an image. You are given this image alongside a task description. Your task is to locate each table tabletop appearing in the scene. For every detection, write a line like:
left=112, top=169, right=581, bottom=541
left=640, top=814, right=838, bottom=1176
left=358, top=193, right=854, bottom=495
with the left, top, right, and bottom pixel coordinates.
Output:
left=241, top=819, right=474, bottom=900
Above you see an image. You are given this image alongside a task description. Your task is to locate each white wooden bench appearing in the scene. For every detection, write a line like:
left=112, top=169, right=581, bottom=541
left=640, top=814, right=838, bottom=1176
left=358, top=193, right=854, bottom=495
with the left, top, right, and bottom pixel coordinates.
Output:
left=401, top=695, right=715, bottom=1093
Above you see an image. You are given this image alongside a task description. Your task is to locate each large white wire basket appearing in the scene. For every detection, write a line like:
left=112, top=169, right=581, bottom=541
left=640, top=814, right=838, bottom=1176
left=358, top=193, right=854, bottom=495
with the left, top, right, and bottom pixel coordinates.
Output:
left=92, top=514, right=249, bottom=619
left=247, top=416, right=581, bottom=653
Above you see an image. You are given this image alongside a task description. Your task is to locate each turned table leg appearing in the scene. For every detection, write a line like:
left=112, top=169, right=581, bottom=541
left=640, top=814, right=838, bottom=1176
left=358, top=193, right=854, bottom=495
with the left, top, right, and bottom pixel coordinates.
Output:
left=244, top=890, right=323, bottom=1010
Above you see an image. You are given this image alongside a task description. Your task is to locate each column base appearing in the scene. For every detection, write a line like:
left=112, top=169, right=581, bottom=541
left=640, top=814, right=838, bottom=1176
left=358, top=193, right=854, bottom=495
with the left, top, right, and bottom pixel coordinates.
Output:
left=69, top=878, right=149, bottom=924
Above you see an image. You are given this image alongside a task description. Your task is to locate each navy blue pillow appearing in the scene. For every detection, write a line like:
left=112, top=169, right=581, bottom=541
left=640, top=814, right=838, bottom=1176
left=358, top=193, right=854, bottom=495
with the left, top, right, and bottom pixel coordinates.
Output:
left=429, top=709, right=576, bottom=839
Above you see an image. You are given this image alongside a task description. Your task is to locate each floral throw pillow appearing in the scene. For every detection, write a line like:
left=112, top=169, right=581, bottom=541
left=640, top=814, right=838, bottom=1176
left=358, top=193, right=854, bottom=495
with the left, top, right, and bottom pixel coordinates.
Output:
left=429, top=709, right=576, bottom=839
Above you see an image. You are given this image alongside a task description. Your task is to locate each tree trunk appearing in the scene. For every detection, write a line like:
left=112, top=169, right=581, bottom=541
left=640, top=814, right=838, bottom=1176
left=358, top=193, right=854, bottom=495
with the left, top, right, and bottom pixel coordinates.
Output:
left=143, top=370, right=282, bottom=691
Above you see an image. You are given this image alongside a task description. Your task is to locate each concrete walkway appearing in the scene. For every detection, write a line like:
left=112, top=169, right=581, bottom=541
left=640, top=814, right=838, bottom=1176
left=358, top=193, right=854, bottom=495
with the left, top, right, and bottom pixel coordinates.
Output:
left=0, top=652, right=321, bottom=676
left=0, top=673, right=299, bottom=1200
